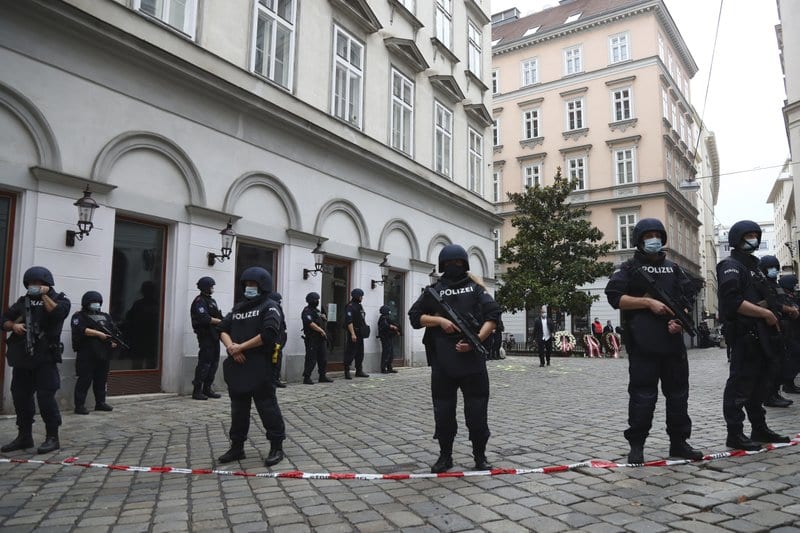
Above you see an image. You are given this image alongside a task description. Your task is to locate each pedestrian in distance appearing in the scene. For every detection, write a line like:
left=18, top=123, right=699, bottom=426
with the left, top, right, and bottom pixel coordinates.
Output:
left=378, top=305, right=400, bottom=373
left=592, top=318, right=603, bottom=347
left=605, top=218, right=704, bottom=464
left=71, top=291, right=117, bottom=414
left=190, top=277, right=223, bottom=400
left=301, top=292, right=333, bottom=384
left=533, top=306, right=555, bottom=367
left=217, top=267, right=286, bottom=467
left=409, top=244, right=501, bottom=473
left=269, top=292, right=288, bottom=389
left=1, top=266, right=70, bottom=454
left=343, top=288, right=369, bottom=379
left=717, top=220, right=790, bottom=451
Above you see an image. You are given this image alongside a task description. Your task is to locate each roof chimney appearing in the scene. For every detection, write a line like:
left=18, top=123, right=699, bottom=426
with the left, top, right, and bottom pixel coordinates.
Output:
left=491, top=8, right=520, bottom=25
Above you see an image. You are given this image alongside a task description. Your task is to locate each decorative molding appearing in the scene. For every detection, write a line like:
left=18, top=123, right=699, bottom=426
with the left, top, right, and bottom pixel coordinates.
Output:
left=464, top=103, right=493, bottom=128
left=328, top=0, right=382, bottom=33
left=185, top=205, right=241, bottom=226
left=384, top=37, right=429, bottom=73
left=608, top=118, right=638, bottom=132
left=559, top=86, right=588, bottom=98
left=409, top=258, right=435, bottom=273
left=223, top=171, right=301, bottom=230
left=466, top=245, right=489, bottom=278
left=286, top=229, right=327, bottom=247
left=492, top=106, right=503, bottom=114
left=562, top=128, right=589, bottom=142
left=605, top=134, right=642, bottom=148
left=516, top=152, right=546, bottom=163
left=464, top=70, right=489, bottom=93
left=493, top=159, right=506, bottom=167
left=605, top=75, right=636, bottom=87
left=378, top=218, right=421, bottom=260
left=517, top=97, right=544, bottom=108
left=430, top=37, right=460, bottom=63
left=387, top=0, right=423, bottom=31
left=464, top=0, right=490, bottom=26
left=559, top=143, right=592, bottom=155
left=30, top=166, right=117, bottom=194
left=358, top=246, right=388, bottom=262
left=428, top=75, right=465, bottom=104
left=426, top=234, right=453, bottom=264
left=493, top=144, right=504, bottom=154
left=314, top=198, right=370, bottom=249
left=613, top=185, right=639, bottom=198
left=519, top=137, right=545, bottom=150
left=0, top=82, right=62, bottom=170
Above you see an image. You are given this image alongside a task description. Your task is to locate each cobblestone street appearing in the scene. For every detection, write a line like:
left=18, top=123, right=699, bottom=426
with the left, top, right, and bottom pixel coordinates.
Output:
left=2, top=347, right=800, bottom=532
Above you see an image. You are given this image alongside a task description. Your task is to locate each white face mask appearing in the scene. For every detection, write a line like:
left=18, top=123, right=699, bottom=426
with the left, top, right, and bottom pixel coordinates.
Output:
left=642, top=237, right=663, bottom=254
left=741, top=238, right=759, bottom=252
left=244, top=286, right=259, bottom=299
left=88, top=303, right=101, bottom=312
left=767, top=268, right=778, bottom=279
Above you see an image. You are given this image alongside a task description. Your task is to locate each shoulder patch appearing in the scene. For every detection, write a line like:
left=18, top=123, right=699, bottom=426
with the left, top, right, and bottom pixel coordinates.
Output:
left=72, top=317, right=80, bottom=326
left=197, top=306, right=205, bottom=314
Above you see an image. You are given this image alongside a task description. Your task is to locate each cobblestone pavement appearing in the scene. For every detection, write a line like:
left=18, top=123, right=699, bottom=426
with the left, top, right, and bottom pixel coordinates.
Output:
left=2, top=347, right=800, bottom=532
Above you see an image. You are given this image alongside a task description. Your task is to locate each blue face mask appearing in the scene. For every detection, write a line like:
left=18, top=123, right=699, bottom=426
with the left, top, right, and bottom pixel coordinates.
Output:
left=741, top=238, right=759, bottom=252
left=244, top=286, right=259, bottom=299
left=26, top=285, right=42, bottom=297
left=88, top=303, right=101, bottom=312
left=642, top=237, right=663, bottom=254
left=767, top=268, right=778, bottom=279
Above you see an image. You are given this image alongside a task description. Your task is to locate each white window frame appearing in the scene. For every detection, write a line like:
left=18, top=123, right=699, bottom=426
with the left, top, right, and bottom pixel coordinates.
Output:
left=492, top=118, right=501, bottom=147
left=331, top=25, right=364, bottom=128
left=566, top=156, right=586, bottom=190
left=467, top=20, right=482, bottom=77
left=434, top=101, right=453, bottom=176
left=435, top=0, right=453, bottom=49
left=614, top=148, right=636, bottom=185
left=522, top=108, right=540, bottom=139
left=492, top=171, right=502, bottom=203
left=398, top=0, right=415, bottom=12
left=134, top=0, right=198, bottom=37
left=617, top=212, right=638, bottom=250
left=661, top=89, right=669, bottom=119
left=609, top=32, right=630, bottom=63
left=493, top=229, right=501, bottom=259
left=251, top=0, right=297, bottom=89
left=521, top=58, right=538, bottom=86
left=491, top=69, right=499, bottom=94
left=612, top=87, right=633, bottom=122
left=468, top=127, right=483, bottom=194
left=564, top=45, right=582, bottom=75
left=523, top=163, right=542, bottom=188
left=658, top=33, right=665, bottom=61
left=391, top=68, right=414, bottom=155
left=665, top=147, right=673, bottom=184
left=565, top=97, right=584, bottom=131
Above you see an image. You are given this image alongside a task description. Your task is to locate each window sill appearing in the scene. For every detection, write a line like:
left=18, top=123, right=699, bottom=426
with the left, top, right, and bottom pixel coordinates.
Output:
left=608, top=118, right=638, bottom=132
left=251, top=70, right=293, bottom=94
left=430, top=38, right=460, bottom=63
left=493, top=144, right=504, bottom=154
left=519, top=137, right=544, bottom=150
left=134, top=9, right=196, bottom=41
left=562, top=128, right=589, bottom=141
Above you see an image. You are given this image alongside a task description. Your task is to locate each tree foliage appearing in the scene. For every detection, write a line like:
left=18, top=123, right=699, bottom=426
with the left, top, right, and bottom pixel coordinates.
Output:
left=496, top=169, right=615, bottom=316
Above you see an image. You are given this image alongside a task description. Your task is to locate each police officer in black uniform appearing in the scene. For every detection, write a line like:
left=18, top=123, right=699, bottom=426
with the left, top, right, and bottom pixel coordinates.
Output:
left=409, top=244, right=500, bottom=473
left=605, top=218, right=704, bottom=463
left=71, top=291, right=117, bottom=414
left=779, top=274, right=800, bottom=395
left=718, top=220, right=789, bottom=450
left=343, top=288, right=369, bottom=379
left=1, top=266, right=70, bottom=454
left=301, top=292, right=333, bottom=384
left=378, top=305, right=400, bottom=373
left=190, top=277, right=223, bottom=400
left=217, top=267, right=286, bottom=467
left=269, top=292, right=288, bottom=389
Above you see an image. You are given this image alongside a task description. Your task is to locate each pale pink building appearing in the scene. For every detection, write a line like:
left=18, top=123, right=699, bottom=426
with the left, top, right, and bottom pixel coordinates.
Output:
left=491, top=0, right=703, bottom=338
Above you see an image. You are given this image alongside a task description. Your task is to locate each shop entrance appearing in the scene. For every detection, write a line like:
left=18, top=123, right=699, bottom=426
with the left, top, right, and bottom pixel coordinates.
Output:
left=320, top=258, right=350, bottom=369
left=382, top=270, right=405, bottom=367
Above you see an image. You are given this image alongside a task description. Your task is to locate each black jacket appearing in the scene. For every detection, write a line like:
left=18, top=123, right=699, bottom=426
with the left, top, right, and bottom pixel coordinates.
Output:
left=532, top=317, right=556, bottom=341
left=3, top=291, right=70, bottom=367
left=190, top=293, right=223, bottom=339
left=71, top=310, right=118, bottom=360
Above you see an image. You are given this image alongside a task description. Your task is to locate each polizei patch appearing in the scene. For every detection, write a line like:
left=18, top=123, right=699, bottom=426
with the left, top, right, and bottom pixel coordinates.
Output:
left=439, top=286, right=475, bottom=296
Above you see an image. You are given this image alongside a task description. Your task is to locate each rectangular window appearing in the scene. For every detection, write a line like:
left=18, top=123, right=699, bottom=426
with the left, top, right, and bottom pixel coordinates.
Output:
left=492, top=118, right=501, bottom=147
left=609, top=33, right=629, bottom=63
left=566, top=98, right=584, bottom=130
left=521, top=58, right=538, bottom=86
left=331, top=26, right=364, bottom=128
left=492, top=171, right=502, bottom=203
left=522, top=108, right=540, bottom=139
left=253, top=0, right=296, bottom=89
left=615, top=148, right=635, bottom=184
left=468, top=128, right=483, bottom=194
left=468, top=21, right=482, bottom=77
left=391, top=69, right=414, bottom=154
left=679, top=115, right=686, bottom=143
left=492, top=69, right=499, bottom=94
left=564, top=45, right=582, bottom=75
left=523, top=164, right=541, bottom=188
left=567, top=156, right=586, bottom=190
left=434, top=102, right=453, bottom=176
left=494, top=230, right=500, bottom=260
left=136, top=0, right=197, bottom=37
left=612, top=88, right=632, bottom=122
left=435, top=0, right=453, bottom=49
left=665, top=147, right=673, bottom=183
left=617, top=213, right=637, bottom=249
left=661, top=89, right=669, bottom=119
left=658, top=33, right=665, bottom=60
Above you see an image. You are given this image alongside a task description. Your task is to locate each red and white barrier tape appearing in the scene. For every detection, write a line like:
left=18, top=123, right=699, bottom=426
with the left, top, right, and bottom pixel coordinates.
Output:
left=2, top=435, right=799, bottom=480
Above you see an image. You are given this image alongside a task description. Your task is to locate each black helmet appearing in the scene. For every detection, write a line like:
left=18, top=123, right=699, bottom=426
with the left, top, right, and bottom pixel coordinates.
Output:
left=270, top=292, right=282, bottom=304
left=23, top=266, right=54, bottom=288
left=81, top=291, right=103, bottom=308
left=438, top=244, right=470, bottom=272
left=632, top=218, right=667, bottom=249
left=380, top=305, right=390, bottom=315
left=728, top=220, right=761, bottom=250
left=758, top=255, right=780, bottom=273
left=780, top=275, right=798, bottom=291
left=306, top=292, right=320, bottom=304
left=196, top=276, right=215, bottom=291
left=240, top=267, right=273, bottom=293
left=351, top=288, right=364, bottom=298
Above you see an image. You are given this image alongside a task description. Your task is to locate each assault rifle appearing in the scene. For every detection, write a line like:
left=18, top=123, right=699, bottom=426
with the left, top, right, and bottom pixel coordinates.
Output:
left=87, top=315, right=130, bottom=351
left=424, top=287, right=489, bottom=357
left=24, top=296, right=40, bottom=358
left=632, top=267, right=697, bottom=337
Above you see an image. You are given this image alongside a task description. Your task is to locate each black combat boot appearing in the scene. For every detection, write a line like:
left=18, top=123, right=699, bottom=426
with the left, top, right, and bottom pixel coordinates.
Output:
left=37, top=433, right=60, bottom=454
left=726, top=431, right=761, bottom=451
left=751, top=427, right=791, bottom=443
left=764, top=393, right=792, bottom=407
left=1, top=430, right=34, bottom=452
left=344, top=367, right=352, bottom=380
left=431, top=439, right=454, bottom=473
left=192, top=383, right=208, bottom=400
left=627, top=442, right=644, bottom=464
left=318, top=375, right=333, bottom=383
left=218, top=442, right=246, bottom=463
left=95, top=402, right=113, bottom=412
left=669, top=440, right=704, bottom=461
left=203, top=385, right=221, bottom=398
left=387, top=366, right=398, bottom=374
left=74, top=405, right=90, bottom=415
left=303, top=377, right=314, bottom=385
left=355, top=369, right=369, bottom=378
left=472, top=441, right=493, bottom=470
left=264, top=441, right=284, bottom=467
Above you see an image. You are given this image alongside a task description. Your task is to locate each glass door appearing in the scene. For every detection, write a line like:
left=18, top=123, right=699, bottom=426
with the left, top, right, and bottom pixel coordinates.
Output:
left=0, top=192, right=15, bottom=409
left=383, top=269, right=405, bottom=367
left=320, top=258, right=350, bottom=368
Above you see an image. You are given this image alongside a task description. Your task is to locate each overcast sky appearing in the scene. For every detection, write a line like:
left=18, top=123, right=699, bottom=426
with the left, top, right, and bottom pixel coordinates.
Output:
left=489, top=0, right=789, bottom=228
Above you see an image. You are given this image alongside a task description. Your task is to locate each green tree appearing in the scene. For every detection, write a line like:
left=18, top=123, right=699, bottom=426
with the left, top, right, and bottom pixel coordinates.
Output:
left=496, top=169, right=615, bottom=316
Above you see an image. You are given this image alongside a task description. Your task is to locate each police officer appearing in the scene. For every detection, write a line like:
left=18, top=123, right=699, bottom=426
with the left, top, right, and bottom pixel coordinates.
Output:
left=605, top=218, right=704, bottom=463
left=718, top=220, right=789, bottom=450
left=343, top=288, right=369, bottom=379
left=71, top=291, right=117, bottom=414
left=756, top=256, right=797, bottom=407
left=779, top=274, right=800, bottom=395
left=409, top=244, right=500, bottom=473
left=378, top=305, right=400, bottom=373
left=217, top=267, right=286, bottom=466
left=269, top=292, right=288, bottom=389
left=190, top=277, right=223, bottom=400
left=301, top=292, right=333, bottom=384
left=1, top=266, right=70, bottom=454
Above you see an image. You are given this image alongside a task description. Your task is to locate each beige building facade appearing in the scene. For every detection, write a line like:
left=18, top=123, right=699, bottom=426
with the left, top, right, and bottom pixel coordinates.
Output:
left=491, top=0, right=703, bottom=340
